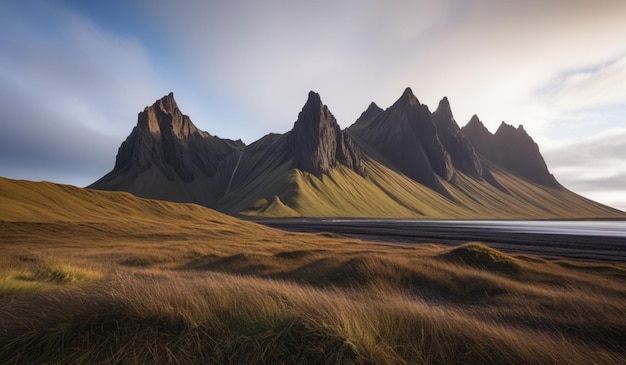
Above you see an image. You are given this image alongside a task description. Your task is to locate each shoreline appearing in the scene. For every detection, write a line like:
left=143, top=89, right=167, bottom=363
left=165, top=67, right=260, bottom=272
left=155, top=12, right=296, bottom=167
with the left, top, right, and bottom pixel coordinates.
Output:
left=256, top=219, right=626, bottom=263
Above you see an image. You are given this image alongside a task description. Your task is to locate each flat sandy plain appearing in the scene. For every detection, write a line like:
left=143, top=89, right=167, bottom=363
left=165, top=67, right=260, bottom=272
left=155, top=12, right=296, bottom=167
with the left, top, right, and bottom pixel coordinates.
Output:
left=1, top=178, right=625, bottom=364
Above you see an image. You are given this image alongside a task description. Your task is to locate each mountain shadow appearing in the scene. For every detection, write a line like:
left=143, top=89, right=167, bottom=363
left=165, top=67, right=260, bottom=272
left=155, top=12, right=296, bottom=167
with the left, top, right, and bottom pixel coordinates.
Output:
left=89, top=89, right=622, bottom=219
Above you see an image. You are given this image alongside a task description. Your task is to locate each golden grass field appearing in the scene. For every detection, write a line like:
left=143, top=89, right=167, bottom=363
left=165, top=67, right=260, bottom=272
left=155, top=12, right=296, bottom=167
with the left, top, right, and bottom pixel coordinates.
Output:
left=1, top=177, right=626, bottom=364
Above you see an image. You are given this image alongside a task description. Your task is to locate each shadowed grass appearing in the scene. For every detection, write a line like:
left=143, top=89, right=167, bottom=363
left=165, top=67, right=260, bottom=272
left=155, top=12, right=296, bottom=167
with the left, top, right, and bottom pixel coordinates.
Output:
left=1, top=271, right=624, bottom=365
left=1, top=177, right=625, bottom=364
left=2, top=238, right=625, bottom=364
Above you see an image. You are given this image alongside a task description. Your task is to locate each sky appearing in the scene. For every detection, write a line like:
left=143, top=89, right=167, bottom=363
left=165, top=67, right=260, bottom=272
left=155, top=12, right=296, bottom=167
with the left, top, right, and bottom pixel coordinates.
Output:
left=1, top=0, right=625, bottom=211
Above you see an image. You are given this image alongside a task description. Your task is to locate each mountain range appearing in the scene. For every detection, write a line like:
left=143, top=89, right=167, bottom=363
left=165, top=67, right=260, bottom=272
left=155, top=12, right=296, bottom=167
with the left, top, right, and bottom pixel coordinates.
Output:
left=89, top=89, right=623, bottom=218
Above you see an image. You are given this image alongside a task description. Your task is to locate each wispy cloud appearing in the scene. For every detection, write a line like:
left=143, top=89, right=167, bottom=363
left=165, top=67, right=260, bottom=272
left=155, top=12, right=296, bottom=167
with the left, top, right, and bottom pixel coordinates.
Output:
left=538, top=56, right=626, bottom=112
left=143, top=0, right=455, bottom=129
left=1, top=0, right=625, bottom=211
left=543, top=128, right=626, bottom=211
left=138, top=0, right=626, bottom=138
left=0, top=1, right=166, bottom=185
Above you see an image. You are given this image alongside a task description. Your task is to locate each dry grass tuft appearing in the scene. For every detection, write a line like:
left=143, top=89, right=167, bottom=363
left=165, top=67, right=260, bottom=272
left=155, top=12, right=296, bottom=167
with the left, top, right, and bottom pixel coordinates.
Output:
left=0, top=253, right=101, bottom=297
left=1, top=177, right=625, bottom=364
left=1, top=271, right=625, bottom=365
left=438, top=242, right=520, bottom=274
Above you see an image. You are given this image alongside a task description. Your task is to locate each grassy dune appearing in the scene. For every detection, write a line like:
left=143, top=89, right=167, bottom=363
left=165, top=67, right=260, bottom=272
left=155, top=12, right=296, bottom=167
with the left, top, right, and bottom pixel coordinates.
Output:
left=1, top=177, right=626, bottom=364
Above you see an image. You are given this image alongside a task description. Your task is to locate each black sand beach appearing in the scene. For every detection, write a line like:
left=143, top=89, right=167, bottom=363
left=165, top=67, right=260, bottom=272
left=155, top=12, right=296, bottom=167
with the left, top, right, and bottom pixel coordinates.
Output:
left=257, top=219, right=626, bottom=263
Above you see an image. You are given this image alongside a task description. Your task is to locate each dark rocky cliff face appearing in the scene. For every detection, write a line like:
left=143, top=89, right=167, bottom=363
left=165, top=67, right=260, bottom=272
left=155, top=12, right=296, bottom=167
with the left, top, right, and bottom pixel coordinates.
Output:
left=353, top=102, right=384, bottom=126
left=492, top=122, right=559, bottom=187
left=348, top=88, right=452, bottom=191
left=91, top=88, right=569, bottom=215
left=461, top=115, right=494, bottom=158
left=110, top=92, right=241, bottom=182
left=462, top=117, right=558, bottom=187
left=286, top=91, right=365, bottom=176
left=432, top=97, right=482, bottom=178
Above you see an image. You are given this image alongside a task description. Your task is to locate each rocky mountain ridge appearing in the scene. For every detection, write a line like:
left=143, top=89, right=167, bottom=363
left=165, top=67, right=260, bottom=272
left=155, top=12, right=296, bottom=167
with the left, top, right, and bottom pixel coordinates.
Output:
left=286, top=91, right=365, bottom=176
left=89, top=89, right=620, bottom=218
left=462, top=116, right=558, bottom=187
left=90, top=93, right=242, bottom=205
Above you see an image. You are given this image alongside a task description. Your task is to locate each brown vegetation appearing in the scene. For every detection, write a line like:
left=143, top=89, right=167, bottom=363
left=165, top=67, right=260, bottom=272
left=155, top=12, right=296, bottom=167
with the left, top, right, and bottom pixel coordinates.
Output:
left=1, top=177, right=625, bottom=364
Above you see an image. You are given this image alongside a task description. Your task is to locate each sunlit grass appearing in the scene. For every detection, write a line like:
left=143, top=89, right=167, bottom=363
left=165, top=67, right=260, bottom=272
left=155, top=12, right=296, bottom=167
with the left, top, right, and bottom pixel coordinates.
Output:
left=2, top=233, right=625, bottom=364
left=0, top=263, right=101, bottom=296
left=0, top=269, right=50, bottom=295
left=1, top=177, right=625, bottom=364
left=438, top=242, right=520, bottom=274
left=236, top=162, right=624, bottom=218
left=2, top=266, right=624, bottom=364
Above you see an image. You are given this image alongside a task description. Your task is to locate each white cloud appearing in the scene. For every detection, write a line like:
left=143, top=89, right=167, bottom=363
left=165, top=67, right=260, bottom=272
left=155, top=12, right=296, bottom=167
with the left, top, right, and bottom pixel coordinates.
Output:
left=383, top=0, right=626, bottom=134
left=99, top=0, right=626, bottom=140
left=144, top=0, right=454, bottom=130
left=543, top=128, right=626, bottom=211
left=538, top=56, right=626, bottom=113
left=2, top=0, right=625, bottom=209
left=0, top=1, right=167, bottom=185
left=583, top=190, right=626, bottom=213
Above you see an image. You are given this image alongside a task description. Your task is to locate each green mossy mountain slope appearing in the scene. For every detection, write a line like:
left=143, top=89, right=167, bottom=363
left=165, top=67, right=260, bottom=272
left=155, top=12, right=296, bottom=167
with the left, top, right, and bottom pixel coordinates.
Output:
left=88, top=90, right=625, bottom=219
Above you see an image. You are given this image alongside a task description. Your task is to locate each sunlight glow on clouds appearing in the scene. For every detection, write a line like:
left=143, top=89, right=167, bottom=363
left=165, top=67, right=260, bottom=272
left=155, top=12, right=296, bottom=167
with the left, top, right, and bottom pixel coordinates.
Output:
left=144, top=0, right=455, bottom=133
left=0, top=0, right=625, bottom=211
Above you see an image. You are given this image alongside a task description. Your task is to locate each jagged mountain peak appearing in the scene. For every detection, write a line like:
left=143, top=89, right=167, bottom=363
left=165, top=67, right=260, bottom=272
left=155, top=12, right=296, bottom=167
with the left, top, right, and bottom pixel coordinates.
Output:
left=87, top=87, right=606, bottom=219
left=395, top=87, right=420, bottom=107
left=137, top=92, right=204, bottom=140
left=496, top=121, right=514, bottom=132
left=156, top=91, right=176, bottom=111
left=305, top=90, right=322, bottom=105
left=494, top=122, right=557, bottom=186
left=462, top=119, right=558, bottom=187
left=353, top=101, right=384, bottom=127
left=432, top=97, right=482, bottom=178
left=287, top=92, right=365, bottom=176
left=401, top=86, right=415, bottom=97
left=348, top=88, right=453, bottom=191
left=143, top=92, right=178, bottom=120
left=462, top=115, right=492, bottom=143
left=466, top=114, right=485, bottom=129
left=462, top=115, right=491, bottom=141
left=294, top=91, right=333, bottom=129
left=363, top=101, right=383, bottom=116
left=494, top=123, right=535, bottom=149
left=91, top=93, right=240, bottom=196
left=432, top=96, right=456, bottom=127
left=368, top=101, right=381, bottom=109
left=435, top=96, right=452, bottom=117
left=495, top=121, right=528, bottom=136
left=290, top=91, right=338, bottom=141
left=433, top=97, right=456, bottom=127
left=294, top=91, right=324, bottom=124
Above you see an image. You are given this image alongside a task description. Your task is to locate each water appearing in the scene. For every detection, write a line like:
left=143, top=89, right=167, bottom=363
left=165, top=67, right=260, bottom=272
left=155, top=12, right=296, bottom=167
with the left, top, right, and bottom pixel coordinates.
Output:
left=331, top=220, right=626, bottom=238
left=262, top=219, right=626, bottom=262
